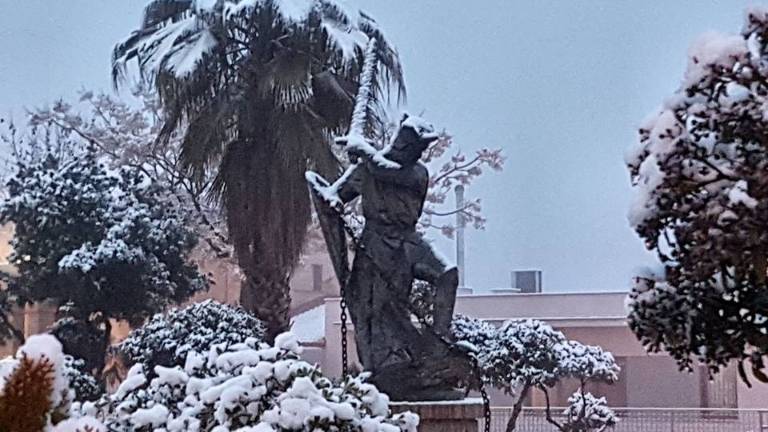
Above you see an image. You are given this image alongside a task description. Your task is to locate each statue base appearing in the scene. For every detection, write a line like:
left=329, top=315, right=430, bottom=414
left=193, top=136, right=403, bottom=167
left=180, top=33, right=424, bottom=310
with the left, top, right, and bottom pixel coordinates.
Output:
left=390, top=398, right=484, bottom=432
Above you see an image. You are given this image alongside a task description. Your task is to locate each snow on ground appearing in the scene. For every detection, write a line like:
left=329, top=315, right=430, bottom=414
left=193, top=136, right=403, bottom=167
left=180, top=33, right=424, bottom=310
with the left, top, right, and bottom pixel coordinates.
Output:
left=290, top=305, right=325, bottom=343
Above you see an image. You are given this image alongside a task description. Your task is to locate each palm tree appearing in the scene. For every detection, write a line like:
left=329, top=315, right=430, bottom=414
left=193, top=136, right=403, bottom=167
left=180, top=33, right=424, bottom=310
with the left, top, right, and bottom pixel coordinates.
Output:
left=113, top=0, right=405, bottom=340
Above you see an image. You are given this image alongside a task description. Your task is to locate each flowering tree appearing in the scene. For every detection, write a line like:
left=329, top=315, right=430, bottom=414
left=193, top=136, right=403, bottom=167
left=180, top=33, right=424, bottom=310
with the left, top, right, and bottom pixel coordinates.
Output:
left=0, top=143, right=206, bottom=374
left=626, top=6, right=768, bottom=383
left=452, top=316, right=619, bottom=432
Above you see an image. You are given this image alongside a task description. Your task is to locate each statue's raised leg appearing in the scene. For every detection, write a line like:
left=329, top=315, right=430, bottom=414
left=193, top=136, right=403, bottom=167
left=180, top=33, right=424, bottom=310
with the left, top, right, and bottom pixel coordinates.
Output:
left=409, top=237, right=459, bottom=336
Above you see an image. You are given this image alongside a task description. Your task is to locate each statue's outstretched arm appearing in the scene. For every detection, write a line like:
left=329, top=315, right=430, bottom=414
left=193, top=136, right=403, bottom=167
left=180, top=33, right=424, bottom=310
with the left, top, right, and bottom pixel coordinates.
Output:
left=335, top=164, right=364, bottom=204
left=305, top=163, right=363, bottom=210
left=305, top=167, right=359, bottom=288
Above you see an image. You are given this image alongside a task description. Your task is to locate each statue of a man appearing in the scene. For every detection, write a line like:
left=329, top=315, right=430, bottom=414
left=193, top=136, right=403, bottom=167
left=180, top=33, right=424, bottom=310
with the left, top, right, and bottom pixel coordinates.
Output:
left=307, top=115, right=471, bottom=401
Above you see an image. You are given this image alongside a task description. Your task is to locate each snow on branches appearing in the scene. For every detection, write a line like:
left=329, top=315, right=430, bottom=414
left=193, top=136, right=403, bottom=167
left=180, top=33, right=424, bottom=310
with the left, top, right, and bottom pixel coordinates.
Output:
left=625, top=6, right=768, bottom=381
left=0, top=144, right=206, bottom=316
left=0, top=142, right=206, bottom=372
left=76, top=332, right=418, bottom=432
left=24, top=89, right=231, bottom=261
left=120, top=300, right=266, bottom=375
left=452, top=316, right=619, bottom=432
left=555, top=391, right=616, bottom=432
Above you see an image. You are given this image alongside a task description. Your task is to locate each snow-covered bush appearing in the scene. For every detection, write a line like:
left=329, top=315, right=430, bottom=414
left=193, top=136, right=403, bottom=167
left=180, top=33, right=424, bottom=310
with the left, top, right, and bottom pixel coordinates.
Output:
left=0, top=143, right=207, bottom=372
left=78, top=332, right=418, bottom=432
left=625, top=6, right=768, bottom=381
left=555, top=391, right=616, bottom=432
left=451, top=314, right=497, bottom=352
left=120, top=300, right=265, bottom=374
left=452, top=316, right=619, bottom=432
left=0, top=334, right=105, bottom=431
left=63, top=355, right=103, bottom=403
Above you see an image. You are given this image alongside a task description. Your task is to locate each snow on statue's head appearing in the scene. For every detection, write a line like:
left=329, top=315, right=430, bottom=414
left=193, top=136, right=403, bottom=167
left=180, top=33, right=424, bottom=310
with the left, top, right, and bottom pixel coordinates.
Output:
left=385, top=113, right=440, bottom=165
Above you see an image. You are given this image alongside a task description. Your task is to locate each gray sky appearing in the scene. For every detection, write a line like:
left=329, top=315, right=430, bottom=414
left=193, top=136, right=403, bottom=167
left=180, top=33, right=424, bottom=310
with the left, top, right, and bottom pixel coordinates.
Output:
left=0, top=1, right=759, bottom=292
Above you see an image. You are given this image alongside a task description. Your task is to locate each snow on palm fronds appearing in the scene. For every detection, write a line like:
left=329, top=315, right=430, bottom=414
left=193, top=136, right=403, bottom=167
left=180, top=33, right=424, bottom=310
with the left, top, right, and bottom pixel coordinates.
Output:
left=113, top=0, right=403, bottom=89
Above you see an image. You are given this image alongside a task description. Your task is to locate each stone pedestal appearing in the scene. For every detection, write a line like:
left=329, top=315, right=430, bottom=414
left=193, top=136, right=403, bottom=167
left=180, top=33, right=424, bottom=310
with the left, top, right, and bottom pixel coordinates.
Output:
left=390, top=398, right=484, bottom=432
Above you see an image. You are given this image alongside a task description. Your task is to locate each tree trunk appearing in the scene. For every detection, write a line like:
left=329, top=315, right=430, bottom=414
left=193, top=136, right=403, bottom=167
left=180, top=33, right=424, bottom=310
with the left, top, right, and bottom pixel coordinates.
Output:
left=240, top=271, right=291, bottom=343
left=53, top=314, right=111, bottom=377
left=506, top=384, right=531, bottom=432
left=0, top=311, right=24, bottom=344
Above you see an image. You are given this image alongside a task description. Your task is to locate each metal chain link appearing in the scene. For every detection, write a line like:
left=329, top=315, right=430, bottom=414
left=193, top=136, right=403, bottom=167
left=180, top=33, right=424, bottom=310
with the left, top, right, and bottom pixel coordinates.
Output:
left=467, top=354, right=492, bottom=432
left=339, top=277, right=350, bottom=377
left=480, top=385, right=492, bottom=432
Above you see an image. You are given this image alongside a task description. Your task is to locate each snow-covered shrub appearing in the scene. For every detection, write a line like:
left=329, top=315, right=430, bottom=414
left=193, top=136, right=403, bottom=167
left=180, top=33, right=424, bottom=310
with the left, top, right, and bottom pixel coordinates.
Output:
left=451, top=314, right=497, bottom=354
left=0, top=334, right=105, bottom=431
left=120, top=300, right=265, bottom=375
left=0, top=143, right=207, bottom=372
left=63, top=355, right=103, bottom=402
left=555, top=391, right=617, bottom=432
left=452, top=316, right=619, bottom=432
left=79, top=332, right=418, bottom=432
left=625, top=6, right=768, bottom=381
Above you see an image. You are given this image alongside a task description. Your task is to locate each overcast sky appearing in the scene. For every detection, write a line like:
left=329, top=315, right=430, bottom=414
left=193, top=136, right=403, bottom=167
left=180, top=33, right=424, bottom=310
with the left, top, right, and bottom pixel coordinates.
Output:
left=0, top=1, right=760, bottom=292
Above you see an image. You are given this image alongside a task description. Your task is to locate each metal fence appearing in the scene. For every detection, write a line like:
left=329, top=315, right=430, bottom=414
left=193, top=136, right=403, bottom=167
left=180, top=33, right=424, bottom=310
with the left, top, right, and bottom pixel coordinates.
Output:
left=485, top=407, right=768, bottom=432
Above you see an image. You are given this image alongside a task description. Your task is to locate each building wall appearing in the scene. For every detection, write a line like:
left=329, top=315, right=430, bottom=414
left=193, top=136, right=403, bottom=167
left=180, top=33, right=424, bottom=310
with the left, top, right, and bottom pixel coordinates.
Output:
left=737, top=376, right=768, bottom=408
left=315, top=294, right=768, bottom=409
left=624, top=356, right=702, bottom=408
left=186, top=244, right=340, bottom=316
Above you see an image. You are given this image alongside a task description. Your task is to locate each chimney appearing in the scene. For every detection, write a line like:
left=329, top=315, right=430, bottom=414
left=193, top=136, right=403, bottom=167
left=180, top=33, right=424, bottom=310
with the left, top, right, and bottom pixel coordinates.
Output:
left=312, top=264, right=323, bottom=291
left=455, top=185, right=466, bottom=289
left=511, top=270, right=543, bottom=293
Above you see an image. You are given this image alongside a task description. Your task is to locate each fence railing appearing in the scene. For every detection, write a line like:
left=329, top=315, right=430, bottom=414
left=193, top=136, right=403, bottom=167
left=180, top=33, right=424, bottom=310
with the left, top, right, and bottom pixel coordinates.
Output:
left=485, top=407, right=768, bottom=432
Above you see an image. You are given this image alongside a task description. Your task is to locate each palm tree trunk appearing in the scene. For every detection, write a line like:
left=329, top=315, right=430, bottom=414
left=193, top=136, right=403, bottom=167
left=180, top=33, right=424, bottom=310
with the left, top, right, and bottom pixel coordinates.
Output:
left=240, top=271, right=291, bottom=342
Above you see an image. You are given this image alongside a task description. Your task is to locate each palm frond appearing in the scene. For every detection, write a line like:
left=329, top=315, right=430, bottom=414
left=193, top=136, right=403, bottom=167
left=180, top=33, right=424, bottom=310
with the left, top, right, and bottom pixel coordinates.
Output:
left=143, top=0, right=194, bottom=28
left=113, top=0, right=409, bottom=334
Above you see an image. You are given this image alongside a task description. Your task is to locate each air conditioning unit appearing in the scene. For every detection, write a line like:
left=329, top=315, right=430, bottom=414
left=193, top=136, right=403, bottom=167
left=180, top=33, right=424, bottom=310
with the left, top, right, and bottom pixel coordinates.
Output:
left=511, top=270, right=542, bottom=293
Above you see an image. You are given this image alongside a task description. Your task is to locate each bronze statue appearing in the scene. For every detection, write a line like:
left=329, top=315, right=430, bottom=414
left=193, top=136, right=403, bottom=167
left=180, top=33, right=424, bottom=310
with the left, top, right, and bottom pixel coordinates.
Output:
left=306, top=115, right=471, bottom=401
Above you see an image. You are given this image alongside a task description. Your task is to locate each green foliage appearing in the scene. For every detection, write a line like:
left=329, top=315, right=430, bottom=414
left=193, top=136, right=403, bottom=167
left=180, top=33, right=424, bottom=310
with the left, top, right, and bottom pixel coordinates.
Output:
left=119, top=300, right=265, bottom=374
left=0, top=144, right=206, bottom=371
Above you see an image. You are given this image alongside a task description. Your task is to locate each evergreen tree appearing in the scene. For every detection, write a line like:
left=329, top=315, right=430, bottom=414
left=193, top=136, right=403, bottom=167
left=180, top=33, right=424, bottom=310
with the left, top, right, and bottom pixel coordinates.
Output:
left=0, top=143, right=206, bottom=374
left=626, top=6, right=768, bottom=383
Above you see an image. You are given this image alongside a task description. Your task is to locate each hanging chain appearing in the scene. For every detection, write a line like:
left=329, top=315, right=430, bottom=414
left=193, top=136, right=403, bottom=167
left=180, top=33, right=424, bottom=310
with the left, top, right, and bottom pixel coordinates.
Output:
left=480, top=382, right=492, bottom=432
left=335, top=37, right=377, bottom=378
left=339, top=275, right=350, bottom=377
left=469, top=355, right=492, bottom=432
